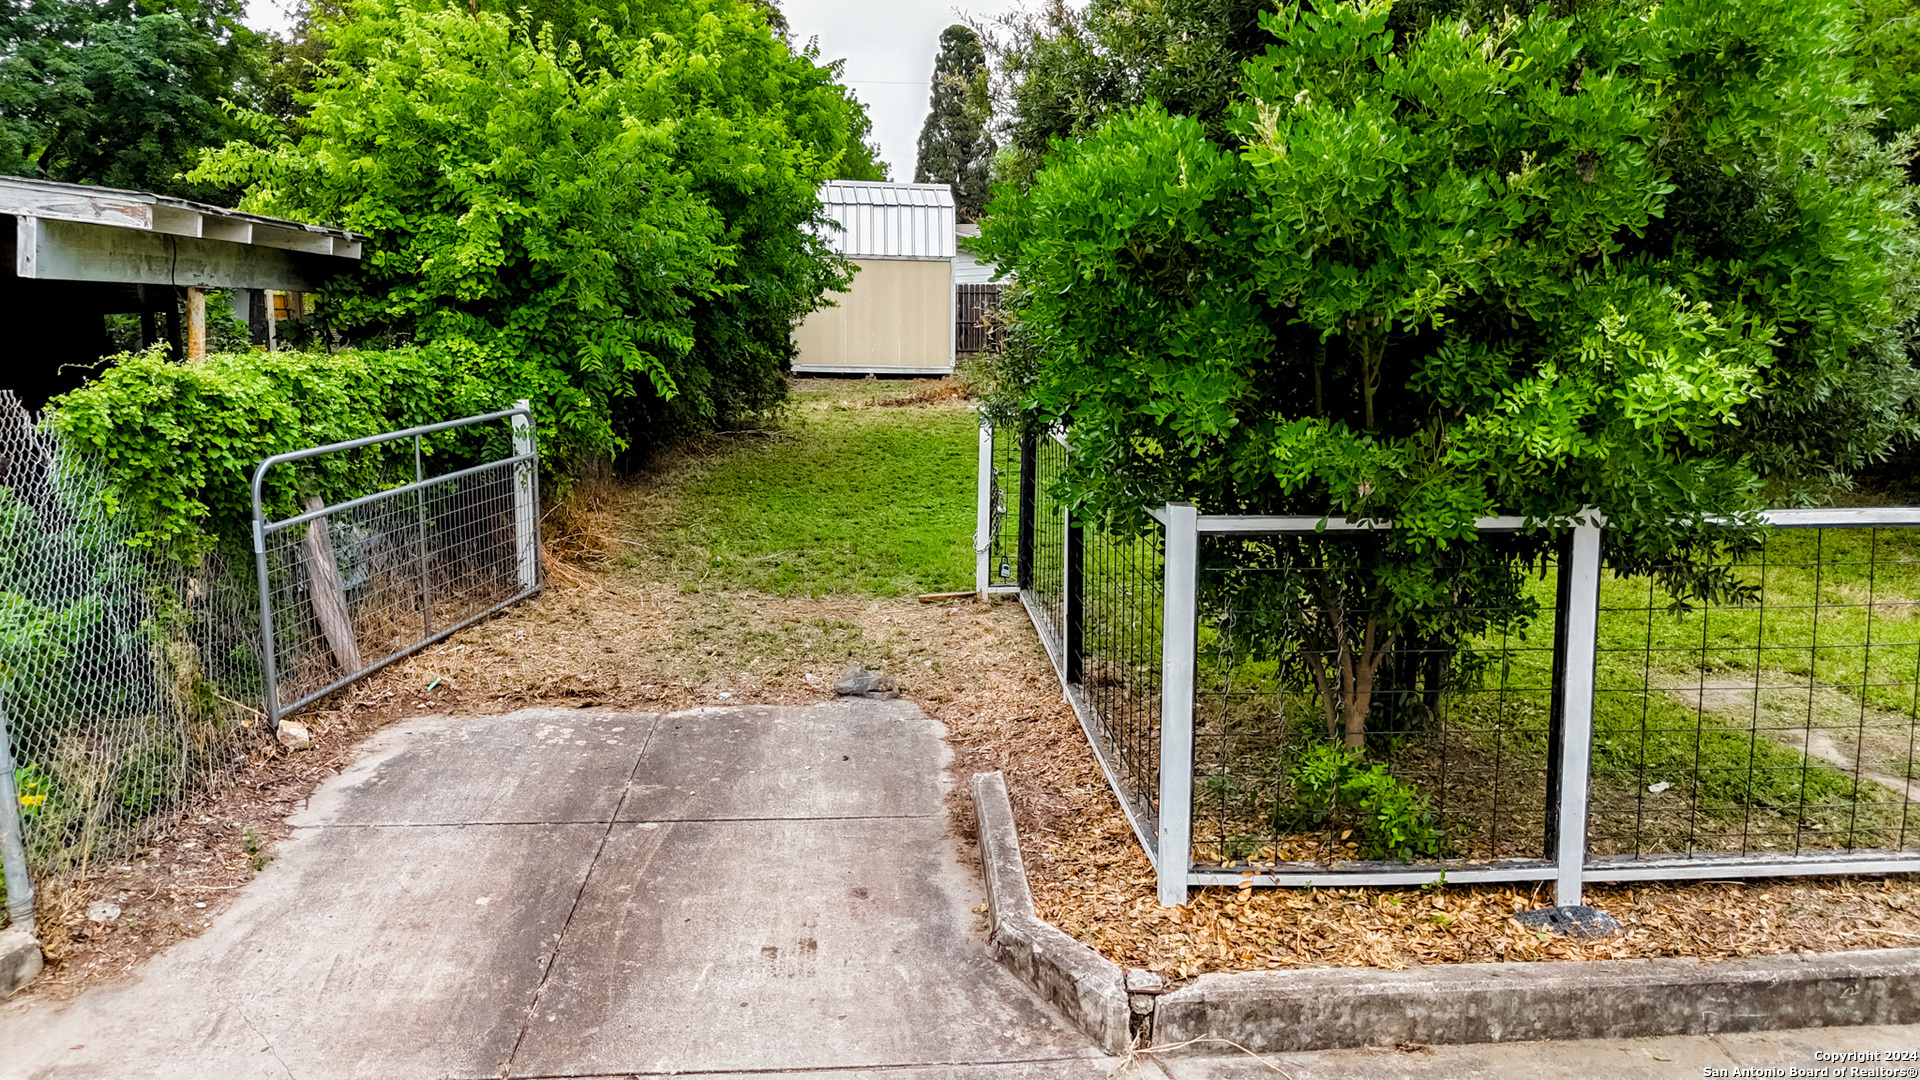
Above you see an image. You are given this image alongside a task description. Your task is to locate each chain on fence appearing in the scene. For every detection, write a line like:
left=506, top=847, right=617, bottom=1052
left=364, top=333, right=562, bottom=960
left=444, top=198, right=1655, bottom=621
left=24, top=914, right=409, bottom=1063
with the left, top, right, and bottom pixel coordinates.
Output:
left=0, top=392, right=261, bottom=931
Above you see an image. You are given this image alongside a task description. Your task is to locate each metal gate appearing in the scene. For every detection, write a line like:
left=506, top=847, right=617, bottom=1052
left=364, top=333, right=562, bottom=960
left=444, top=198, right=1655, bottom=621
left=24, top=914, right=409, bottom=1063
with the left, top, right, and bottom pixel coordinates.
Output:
left=251, top=402, right=541, bottom=728
left=957, top=284, right=1002, bottom=354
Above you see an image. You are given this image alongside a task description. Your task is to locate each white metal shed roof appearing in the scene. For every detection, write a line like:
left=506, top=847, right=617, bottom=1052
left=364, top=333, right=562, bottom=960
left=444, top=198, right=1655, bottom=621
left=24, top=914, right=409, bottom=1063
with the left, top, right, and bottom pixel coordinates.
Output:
left=816, top=181, right=955, bottom=260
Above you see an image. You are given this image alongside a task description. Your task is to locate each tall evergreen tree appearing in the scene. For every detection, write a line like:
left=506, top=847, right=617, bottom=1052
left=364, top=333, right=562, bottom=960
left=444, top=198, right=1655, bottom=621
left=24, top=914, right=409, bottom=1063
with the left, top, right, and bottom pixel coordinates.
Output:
left=913, top=24, right=992, bottom=219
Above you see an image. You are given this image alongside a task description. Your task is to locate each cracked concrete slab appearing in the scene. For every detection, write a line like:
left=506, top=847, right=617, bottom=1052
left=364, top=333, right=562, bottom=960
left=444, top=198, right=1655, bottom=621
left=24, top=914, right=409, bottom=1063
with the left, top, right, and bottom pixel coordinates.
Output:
left=298, top=709, right=656, bottom=827
left=512, top=817, right=1089, bottom=1077
left=0, top=820, right=605, bottom=1079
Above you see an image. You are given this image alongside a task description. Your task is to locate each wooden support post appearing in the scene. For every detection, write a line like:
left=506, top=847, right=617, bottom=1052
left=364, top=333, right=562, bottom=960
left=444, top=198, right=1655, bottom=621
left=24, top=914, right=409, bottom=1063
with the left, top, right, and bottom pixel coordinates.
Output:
left=265, top=289, right=278, bottom=352
left=300, top=495, right=363, bottom=676
left=186, top=286, right=207, bottom=362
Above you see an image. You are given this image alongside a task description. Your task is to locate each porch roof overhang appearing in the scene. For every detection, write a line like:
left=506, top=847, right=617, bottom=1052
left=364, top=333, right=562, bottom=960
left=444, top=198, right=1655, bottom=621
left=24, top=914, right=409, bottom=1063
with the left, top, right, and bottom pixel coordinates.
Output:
left=0, top=176, right=365, bottom=293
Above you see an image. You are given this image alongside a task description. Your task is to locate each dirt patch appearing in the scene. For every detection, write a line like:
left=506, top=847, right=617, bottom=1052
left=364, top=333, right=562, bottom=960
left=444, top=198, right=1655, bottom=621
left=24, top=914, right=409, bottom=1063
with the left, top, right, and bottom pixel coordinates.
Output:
left=1661, top=671, right=1920, bottom=794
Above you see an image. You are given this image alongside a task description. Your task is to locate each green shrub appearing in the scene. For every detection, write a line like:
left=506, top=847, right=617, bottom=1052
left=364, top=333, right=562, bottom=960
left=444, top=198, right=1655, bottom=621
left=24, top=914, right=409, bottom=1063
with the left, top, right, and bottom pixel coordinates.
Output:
left=1279, top=743, right=1447, bottom=862
left=45, top=346, right=504, bottom=558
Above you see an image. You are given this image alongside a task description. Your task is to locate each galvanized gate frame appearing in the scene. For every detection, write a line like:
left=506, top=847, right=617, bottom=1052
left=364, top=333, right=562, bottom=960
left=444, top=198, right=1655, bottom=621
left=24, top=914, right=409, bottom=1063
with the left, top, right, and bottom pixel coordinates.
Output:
left=250, top=401, right=541, bottom=730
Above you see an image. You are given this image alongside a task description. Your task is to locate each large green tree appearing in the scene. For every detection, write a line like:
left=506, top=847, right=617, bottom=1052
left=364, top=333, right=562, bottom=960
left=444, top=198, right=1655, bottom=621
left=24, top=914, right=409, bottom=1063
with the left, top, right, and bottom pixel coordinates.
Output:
left=914, top=24, right=994, bottom=218
left=978, top=0, right=1920, bottom=745
left=197, top=0, right=876, bottom=466
left=0, top=0, right=266, bottom=202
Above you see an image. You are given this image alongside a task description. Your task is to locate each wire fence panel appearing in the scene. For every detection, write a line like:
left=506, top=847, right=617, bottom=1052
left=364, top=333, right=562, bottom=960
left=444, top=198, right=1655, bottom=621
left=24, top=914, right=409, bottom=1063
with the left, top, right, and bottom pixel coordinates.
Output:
left=978, top=421, right=1021, bottom=592
left=1589, top=524, right=1920, bottom=872
left=254, top=406, right=540, bottom=725
left=978, top=416, right=1920, bottom=903
left=1022, top=431, right=1069, bottom=654
left=1077, top=519, right=1166, bottom=852
left=0, top=392, right=261, bottom=931
left=1185, top=533, right=1562, bottom=875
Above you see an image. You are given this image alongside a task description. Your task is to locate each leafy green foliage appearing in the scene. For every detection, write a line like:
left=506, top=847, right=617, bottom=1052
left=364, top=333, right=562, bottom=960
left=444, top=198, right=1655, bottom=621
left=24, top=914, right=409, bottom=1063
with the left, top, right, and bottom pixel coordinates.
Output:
left=1858, top=0, right=1920, bottom=146
left=44, top=347, right=498, bottom=557
left=979, top=0, right=1920, bottom=743
left=914, top=24, right=994, bottom=220
left=0, top=0, right=266, bottom=202
left=1280, top=742, right=1446, bottom=861
left=976, top=0, right=1277, bottom=188
left=195, top=0, right=874, bottom=466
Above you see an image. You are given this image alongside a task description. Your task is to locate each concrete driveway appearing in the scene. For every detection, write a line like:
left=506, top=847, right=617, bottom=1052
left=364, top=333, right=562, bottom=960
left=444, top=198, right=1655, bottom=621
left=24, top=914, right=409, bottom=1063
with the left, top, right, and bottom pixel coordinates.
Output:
left=0, top=700, right=1115, bottom=1079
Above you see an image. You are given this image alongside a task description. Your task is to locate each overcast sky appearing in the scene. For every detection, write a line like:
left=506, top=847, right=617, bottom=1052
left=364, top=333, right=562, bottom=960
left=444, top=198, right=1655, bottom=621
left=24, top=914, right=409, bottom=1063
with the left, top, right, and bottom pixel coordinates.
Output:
left=780, top=0, right=1035, bottom=180
left=241, top=0, right=1041, bottom=182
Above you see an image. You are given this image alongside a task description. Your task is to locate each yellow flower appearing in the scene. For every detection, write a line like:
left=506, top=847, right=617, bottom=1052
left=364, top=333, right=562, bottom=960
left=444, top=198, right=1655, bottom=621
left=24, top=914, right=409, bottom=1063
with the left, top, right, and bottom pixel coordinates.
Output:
left=19, top=792, right=45, bottom=807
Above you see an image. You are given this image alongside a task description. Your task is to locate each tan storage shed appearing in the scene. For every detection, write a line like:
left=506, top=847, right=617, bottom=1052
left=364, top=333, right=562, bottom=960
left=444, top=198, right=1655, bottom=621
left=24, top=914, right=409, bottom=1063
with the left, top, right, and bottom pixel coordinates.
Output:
left=792, top=181, right=956, bottom=376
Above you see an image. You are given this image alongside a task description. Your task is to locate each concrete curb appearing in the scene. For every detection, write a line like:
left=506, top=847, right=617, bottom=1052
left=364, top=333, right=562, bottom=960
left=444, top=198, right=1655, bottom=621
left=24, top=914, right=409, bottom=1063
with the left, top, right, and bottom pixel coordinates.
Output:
left=970, top=772, right=1132, bottom=1054
left=1154, top=947, right=1920, bottom=1053
left=969, top=771, right=1920, bottom=1055
left=0, top=928, right=41, bottom=998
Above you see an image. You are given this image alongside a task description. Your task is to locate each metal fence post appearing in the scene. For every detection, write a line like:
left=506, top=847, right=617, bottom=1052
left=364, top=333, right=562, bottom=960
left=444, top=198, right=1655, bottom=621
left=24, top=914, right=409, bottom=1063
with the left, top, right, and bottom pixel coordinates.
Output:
left=975, top=420, right=994, bottom=598
left=0, top=705, right=36, bottom=935
left=1016, top=427, right=1037, bottom=592
left=1065, top=509, right=1084, bottom=684
left=1550, top=519, right=1603, bottom=906
left=512, top=400, right=538, bottom=592
left=415, top=434, right=431, bottom=637
left=251, top=482, right=282, bottom=731
left=1159, top=503, right=1199, bottom=907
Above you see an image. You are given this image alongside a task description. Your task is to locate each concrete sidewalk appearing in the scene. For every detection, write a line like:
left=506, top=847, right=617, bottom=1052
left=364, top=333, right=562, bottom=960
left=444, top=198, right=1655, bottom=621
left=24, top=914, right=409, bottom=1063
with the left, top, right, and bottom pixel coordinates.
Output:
left=0, top=700, right=1114, bottom=1078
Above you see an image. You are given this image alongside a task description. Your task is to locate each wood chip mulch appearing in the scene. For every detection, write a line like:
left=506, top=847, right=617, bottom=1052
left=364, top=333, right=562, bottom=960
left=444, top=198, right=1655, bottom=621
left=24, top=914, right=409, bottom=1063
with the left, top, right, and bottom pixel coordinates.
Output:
left=940, top=611, right=1920, bottom=984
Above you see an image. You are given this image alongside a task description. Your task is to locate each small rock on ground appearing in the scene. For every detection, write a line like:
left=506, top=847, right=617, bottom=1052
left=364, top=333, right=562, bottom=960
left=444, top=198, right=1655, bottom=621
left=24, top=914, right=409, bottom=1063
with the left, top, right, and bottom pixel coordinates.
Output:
left=834, top=666, right=900, bottom=700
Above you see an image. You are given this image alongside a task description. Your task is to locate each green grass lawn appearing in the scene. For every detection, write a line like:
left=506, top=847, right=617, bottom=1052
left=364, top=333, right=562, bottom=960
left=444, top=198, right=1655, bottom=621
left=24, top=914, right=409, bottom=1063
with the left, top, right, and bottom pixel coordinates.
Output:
left=655, top=383, right=979, bottom=598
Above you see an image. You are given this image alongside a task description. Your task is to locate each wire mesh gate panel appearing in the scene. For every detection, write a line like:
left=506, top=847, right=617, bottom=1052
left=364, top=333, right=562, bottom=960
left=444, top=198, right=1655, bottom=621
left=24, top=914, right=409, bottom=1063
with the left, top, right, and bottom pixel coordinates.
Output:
left=980, top=419, right=1920, bottom=905
left=252, top=404, right=540, bottom=727
left=0, top=392, right=262, bottom=931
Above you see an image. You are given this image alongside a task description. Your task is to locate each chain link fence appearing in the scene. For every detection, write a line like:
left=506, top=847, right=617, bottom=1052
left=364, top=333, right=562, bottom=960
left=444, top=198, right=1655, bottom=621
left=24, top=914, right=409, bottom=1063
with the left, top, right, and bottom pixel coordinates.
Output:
left=0, top=396, right=543, bottom=935
left=0, top=392, right=263, bottom=933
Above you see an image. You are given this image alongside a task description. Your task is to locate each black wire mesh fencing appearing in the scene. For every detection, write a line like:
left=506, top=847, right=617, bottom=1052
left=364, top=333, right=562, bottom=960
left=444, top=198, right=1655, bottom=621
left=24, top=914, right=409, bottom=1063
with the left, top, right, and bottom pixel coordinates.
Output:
left=976, top=421, right=1021, bottom=593
left=1589, top=523, right=1920, bottom=868
left=1187, top=532, right=1561, bottom=874
left=1076, top=516, right=1167, bottom=850
left=978, top=417, right=1920, bottom=905
left=252, top=406, right=541, bottom=726
left=1023, top=431, right=1069, bottom=651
